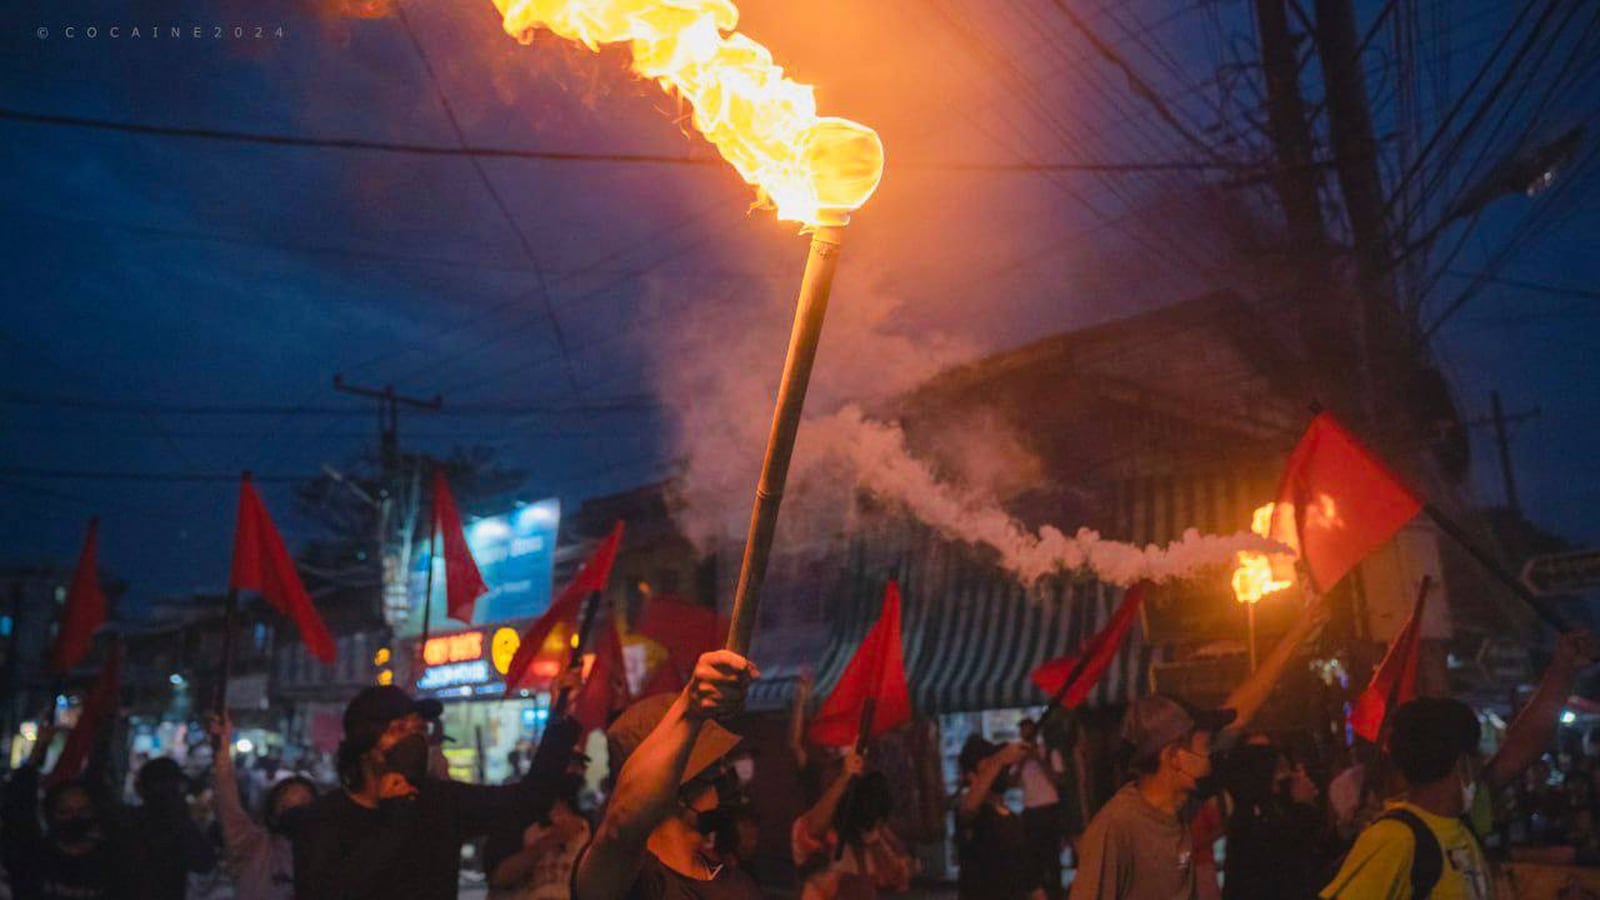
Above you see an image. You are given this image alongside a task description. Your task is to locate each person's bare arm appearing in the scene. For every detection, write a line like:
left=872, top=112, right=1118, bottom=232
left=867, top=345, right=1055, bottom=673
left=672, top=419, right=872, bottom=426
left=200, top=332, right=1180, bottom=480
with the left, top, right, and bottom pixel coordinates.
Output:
left=1222, top=588, right=1331, bottom=736
left=573, top=651, right=756, bottom=900
left=1485, top=629, right=1599, bottom=790
left=207, top=714, right=268, bottom=863
left=798, top=751, right=864, bottom=841
left=959, top=743, right=1029, bottom=819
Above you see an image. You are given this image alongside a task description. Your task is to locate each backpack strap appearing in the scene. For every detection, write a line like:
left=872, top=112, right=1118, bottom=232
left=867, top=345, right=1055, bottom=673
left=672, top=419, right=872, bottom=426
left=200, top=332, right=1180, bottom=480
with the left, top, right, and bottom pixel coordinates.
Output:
left=1376, top=809, right=1443, bottom=898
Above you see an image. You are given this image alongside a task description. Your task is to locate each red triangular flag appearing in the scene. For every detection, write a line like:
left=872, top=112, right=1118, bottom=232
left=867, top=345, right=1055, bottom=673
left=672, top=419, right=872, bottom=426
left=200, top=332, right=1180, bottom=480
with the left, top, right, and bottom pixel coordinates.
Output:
left=808, top=581, right=912, bottom=747
left=230, top=476, right=336, bottom=664
left=45, top=643, right=121, bottom=789
left=1349, top=578, right=1432, bottom=743
left=1031, top=584, right=1145, bottom=709
left=636, top=595, right=728, bottom=695
left=432, top=466, right=489, bottom=624
left=570, top=615, right=632, bottom=732
left=504, top=521, right=624, bottom=697
left=1269, top=412, right=1423, bottom=593
left=50, top=518, right=107, bottom=675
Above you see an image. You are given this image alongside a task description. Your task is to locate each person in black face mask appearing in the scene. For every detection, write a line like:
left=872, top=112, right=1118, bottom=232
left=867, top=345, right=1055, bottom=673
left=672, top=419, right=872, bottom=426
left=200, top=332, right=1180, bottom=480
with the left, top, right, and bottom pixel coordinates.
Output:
left=120, top=756, right=219, bottom=899
left=285, top=684, right=581, bottom=900
left=0, top=725, right=120, bottom=900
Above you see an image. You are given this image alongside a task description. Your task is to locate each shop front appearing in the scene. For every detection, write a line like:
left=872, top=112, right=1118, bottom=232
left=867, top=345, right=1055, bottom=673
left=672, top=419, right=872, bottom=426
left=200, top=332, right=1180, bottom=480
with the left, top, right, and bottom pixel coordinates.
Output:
left=402, top=622, right=559, bottom=785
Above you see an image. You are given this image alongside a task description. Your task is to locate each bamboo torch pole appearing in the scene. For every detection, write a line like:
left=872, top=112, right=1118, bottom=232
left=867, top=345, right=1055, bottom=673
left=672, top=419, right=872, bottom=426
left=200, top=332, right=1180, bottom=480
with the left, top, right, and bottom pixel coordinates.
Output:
left=725, top=226, right=845, bottom=655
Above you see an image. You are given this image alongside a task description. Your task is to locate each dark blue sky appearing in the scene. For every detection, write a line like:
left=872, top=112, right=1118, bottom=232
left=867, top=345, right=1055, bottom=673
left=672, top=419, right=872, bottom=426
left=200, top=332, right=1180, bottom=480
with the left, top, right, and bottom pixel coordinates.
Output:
left=2, top=0, right=1596, bottom=618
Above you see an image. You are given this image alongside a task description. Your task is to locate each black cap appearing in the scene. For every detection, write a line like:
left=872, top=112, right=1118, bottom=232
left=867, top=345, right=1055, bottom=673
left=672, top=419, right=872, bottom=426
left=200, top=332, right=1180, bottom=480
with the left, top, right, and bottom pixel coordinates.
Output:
left=343, top=685, right=443, bottom=738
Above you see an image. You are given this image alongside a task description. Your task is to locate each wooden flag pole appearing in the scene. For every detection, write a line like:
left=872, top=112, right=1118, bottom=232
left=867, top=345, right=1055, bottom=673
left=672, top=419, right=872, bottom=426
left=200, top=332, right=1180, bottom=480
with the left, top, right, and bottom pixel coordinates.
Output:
left=1420, top=503, right=1567, bottom=632
left=551, top=591, right=603, bottom=719
left=418, top=509, right=439, bottom=681
left=215, top=589, right=240, bottom=715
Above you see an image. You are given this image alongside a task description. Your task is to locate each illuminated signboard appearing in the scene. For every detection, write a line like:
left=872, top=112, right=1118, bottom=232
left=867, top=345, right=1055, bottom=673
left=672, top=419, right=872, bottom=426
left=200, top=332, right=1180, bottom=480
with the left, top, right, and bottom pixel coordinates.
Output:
left=414, top=626, right=539, bottom=699
left=405, top=499, right=560, bottom=635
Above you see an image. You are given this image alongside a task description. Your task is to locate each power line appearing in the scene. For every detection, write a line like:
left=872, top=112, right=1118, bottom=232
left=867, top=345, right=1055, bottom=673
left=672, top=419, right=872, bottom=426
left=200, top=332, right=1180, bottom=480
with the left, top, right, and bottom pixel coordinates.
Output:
left=1445, top=270, right=1600, bottom=301
left=0, top=467, right=309, bottom=483
left=0, top=391, right=659, bottom=416
left=0, top=105, right=1244, bottom=175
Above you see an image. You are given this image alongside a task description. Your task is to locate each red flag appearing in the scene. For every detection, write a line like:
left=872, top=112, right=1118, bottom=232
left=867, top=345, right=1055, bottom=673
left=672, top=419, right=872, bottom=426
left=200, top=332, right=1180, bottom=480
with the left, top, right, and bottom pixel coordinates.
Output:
left=1349, top=578, right=1432, bottom=743
left=570, top=615, right=632, bottom=732
left=45, top=643, right=121, bottom=789
left=50, top=518, right=107, bottom=675
left=808, top=581, right=912, bottom=747
left=431, top=466, right=488, bottom=624
left=1270, top=412, right=1423, bottom=593
left=1031, top=584, right=1145, bottom=709
left=504, top=521, right=624, bottom=696
left=636, top=595, right=728, bottom=695
left=230, top=476, right=336, bottom=664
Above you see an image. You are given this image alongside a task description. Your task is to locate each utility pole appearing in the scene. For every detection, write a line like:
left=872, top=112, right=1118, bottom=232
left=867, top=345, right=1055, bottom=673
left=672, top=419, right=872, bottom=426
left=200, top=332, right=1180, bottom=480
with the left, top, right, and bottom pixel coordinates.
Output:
left=1312, top=0, right=1409, bottom=426
left=332, top=376, right=443, bottom=482
left=1252, top=0, right=1326, bottom=255
left=331, top=376, right=442, bottom=633
left=1483, top=392, right=1540, bottom=517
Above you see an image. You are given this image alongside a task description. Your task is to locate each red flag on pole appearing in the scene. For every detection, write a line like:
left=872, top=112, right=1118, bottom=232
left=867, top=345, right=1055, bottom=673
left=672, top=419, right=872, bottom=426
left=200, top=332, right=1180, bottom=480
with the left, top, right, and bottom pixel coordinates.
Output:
left=432, top=466, right=488, bottom=625
left=1031, top=584, right=1146, bottom=709
left=570, top=615, right=632, bottom=732
left=230, top=476, right=336, bottom=664
left=808, top=581, right=912, bottom=747
left=504, top=521, right=624, bottom=696
left=45, top=643, right=121, bottom=789
left=50, top=518, right=107, bottom=675
left=1349, top=577, right=1433, bottom=743
left=1269, top=412, right=1423, bottom=593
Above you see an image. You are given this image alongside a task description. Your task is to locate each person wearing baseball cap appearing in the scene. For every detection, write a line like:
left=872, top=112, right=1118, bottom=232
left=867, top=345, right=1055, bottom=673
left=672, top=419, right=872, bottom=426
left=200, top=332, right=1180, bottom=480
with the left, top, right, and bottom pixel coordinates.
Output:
left=571, top=649, right=760, bottom=900
left=1070, top=695, right=1236, bottom=900
left=287, top=684, right=582, bottom=899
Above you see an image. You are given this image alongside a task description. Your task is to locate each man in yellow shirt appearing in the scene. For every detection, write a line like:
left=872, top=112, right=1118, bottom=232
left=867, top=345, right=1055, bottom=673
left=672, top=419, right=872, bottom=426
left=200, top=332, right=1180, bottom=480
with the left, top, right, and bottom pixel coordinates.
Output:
left=1323, top=630, right=1598, bottom=899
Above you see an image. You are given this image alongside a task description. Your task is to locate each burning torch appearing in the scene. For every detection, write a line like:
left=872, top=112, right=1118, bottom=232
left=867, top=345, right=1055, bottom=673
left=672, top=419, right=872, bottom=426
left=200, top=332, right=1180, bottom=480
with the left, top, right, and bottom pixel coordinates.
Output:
left=489, top=0, right=887, bottom=655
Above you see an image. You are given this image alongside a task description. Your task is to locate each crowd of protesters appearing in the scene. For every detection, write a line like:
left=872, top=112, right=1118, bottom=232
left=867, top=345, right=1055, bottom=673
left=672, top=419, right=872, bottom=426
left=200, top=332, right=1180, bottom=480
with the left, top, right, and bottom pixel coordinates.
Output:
left=1, top=609, right=1597, bottom=899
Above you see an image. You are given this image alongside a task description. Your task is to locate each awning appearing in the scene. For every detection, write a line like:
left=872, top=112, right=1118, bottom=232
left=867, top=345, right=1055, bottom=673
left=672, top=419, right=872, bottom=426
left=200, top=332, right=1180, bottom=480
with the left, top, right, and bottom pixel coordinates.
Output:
left=747, top=533, right=1155, bottom=715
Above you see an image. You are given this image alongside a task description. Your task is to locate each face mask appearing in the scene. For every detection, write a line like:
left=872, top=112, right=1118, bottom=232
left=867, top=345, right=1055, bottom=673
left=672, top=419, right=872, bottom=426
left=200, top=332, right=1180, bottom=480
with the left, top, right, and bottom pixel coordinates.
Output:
left=732, top=758, right=755, bottom=785
left=383, top=734, right=431, bottom=786
left=53, top=816, right=97, bottom=844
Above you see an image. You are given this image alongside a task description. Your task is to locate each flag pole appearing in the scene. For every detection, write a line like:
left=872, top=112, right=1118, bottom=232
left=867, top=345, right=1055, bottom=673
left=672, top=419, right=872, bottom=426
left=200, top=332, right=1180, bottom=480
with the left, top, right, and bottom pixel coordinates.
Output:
left=1419, top=503, right=1567, bottom=632
left=725, top=226, right=845, bottom=655
left=1246, top=601, right=1259, bottom=672
left=418, top=503, right=439, bottom=680
left=218, top=472, right=250, bottom=714
left=216, top=589, right=239, bottom=715
left=551, top=591, right=602, bottom=719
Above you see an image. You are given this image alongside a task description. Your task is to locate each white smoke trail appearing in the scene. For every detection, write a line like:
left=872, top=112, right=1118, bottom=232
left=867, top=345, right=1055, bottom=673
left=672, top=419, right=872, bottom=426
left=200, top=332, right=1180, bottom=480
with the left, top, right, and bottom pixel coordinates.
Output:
left=810, top=405, right=1285, bottom=585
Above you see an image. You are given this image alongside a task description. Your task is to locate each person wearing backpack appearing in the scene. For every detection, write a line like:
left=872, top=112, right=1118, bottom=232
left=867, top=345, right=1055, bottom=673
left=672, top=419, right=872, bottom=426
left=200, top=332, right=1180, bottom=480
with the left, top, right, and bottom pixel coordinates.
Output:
left=1322, top=629, right=1599, bottom=899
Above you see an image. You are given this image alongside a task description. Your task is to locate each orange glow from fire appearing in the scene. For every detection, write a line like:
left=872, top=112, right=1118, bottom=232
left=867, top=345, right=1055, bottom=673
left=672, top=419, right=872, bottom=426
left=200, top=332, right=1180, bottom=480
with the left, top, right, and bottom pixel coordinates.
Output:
left=1231, top=503, right=1294, bottom=605
left=491, top=0, right=884, bottom=227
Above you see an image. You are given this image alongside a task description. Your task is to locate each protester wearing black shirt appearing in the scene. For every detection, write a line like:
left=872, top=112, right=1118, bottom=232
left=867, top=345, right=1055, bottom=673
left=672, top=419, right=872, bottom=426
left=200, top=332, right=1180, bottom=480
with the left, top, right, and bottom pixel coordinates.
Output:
left=1218, top=742, right=1331, bottom=899
left=1, top=757, right=120, bottom=900
left=120, top=757, right=219, bottom=900
left=955, top=737, right=1034, bottom=900
left=287, top=684, right=579, bottom=900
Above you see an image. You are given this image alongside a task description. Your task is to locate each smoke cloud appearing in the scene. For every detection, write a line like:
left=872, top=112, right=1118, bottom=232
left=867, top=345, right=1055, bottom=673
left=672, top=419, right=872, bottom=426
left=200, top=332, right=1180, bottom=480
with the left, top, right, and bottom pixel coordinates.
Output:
left=647, top=270, right=1283, bottom=587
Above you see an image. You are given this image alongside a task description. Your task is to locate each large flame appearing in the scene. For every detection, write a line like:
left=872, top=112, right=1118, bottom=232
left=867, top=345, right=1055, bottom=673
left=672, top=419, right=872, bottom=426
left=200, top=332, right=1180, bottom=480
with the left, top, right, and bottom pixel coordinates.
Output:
left=492, top=0, right=884, bottom=227
left=1231, top=503, right=1294, bottom=605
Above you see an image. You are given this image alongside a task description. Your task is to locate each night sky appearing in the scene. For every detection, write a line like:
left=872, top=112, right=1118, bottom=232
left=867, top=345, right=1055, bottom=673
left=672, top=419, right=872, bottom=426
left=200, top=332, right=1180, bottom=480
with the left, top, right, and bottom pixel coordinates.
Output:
left=2, top=0, right=1596, bottom=620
